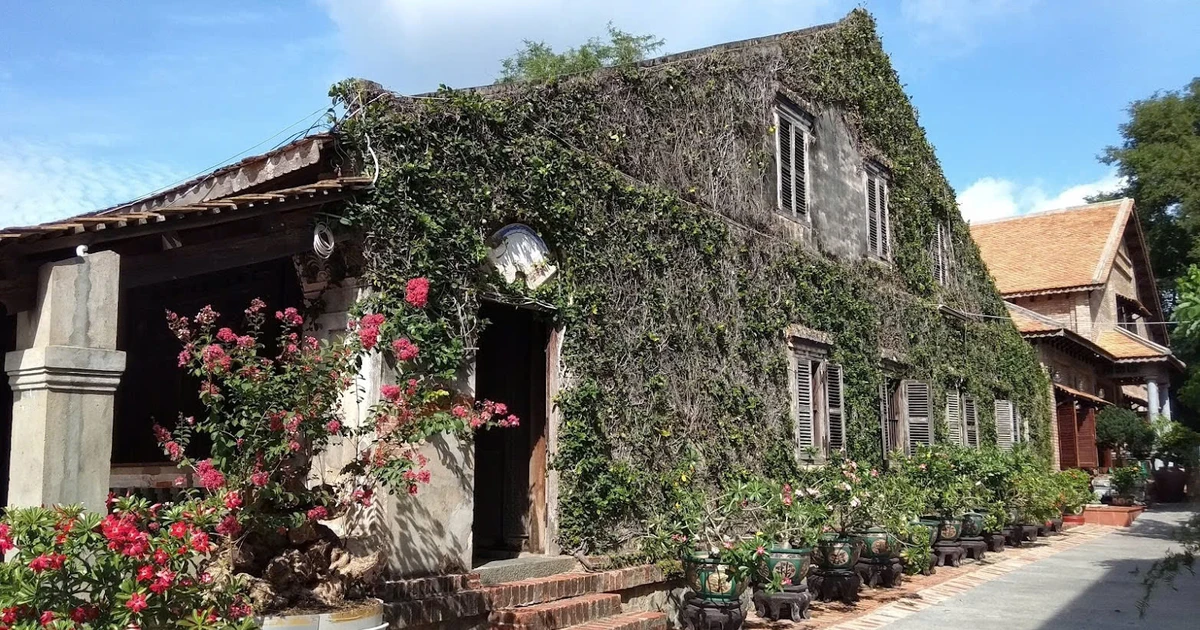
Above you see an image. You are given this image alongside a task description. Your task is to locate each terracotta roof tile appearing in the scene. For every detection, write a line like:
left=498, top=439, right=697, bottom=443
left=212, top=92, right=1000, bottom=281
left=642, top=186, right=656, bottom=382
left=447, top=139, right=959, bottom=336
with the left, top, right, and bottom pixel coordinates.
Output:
left=1005, top=304, right=1061, bottom=334
left=1095, top=329, right=1172, bottom=360
left=970, top=200, right=1130, bottom=295
left=1054, top=383, right=1110, bottom=406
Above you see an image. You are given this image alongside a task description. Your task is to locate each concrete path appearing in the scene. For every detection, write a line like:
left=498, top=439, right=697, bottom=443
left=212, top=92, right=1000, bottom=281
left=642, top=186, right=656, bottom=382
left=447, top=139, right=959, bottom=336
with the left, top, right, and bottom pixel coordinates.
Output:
left=870, top=505, right=1199, bottom=629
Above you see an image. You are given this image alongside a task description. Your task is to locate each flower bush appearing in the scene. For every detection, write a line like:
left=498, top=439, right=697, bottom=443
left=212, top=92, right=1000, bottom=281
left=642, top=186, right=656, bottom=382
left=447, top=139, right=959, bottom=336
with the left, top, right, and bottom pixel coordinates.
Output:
left=813, top=454, right=873, bottom=536
left=1054, top=469, right=1093, bottom=514
left=154, top=286, right=519, bottom=610
left=891, top=446, right=982, bottom=520
left=0, top=499, right=251, bottom=630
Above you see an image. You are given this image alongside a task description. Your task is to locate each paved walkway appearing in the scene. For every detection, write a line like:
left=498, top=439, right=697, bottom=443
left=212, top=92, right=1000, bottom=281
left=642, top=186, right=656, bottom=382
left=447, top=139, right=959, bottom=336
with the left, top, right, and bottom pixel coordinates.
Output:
left=841, top=505, right=1199, bottom=629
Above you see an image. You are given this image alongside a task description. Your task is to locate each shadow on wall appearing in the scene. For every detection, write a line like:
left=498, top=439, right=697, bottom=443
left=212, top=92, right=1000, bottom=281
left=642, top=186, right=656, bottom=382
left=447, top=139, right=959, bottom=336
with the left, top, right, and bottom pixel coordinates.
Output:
left=1033, top=503, right=1200, bottom=630
left=348, top=432, right=475, bottom=578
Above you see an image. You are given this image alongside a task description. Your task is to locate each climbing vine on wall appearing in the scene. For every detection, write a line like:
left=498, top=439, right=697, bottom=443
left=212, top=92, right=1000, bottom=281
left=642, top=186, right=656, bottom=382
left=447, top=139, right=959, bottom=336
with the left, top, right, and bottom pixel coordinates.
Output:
left=330, top=9, right=1051, bottom=554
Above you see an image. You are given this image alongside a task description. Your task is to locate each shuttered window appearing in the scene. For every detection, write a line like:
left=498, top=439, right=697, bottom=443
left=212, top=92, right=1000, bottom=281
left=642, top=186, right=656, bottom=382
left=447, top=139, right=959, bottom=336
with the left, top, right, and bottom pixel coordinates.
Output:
left=946, top=390, right=963, bottom=446
left=867, top=168, right=890, bottom=260
left=827, top=364, right=845, bottom=452
left=964, top=397, right=979, bottom=448
left=995, top=400, right=1016, bottom=450
left=904, top=380, right=932, bottom=454
left=934, top=223, right=951, bottom=285
left=795, top=355, right=814, bottom=450
left=775, top=106, right=810, bottom=219
left=880, top=379, right=902, bottom=458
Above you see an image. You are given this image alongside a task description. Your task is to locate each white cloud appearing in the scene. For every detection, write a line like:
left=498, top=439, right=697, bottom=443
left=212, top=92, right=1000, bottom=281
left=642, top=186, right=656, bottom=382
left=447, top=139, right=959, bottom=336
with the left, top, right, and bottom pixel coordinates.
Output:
left=318, top=0, right=849, bottom=93
left=899, top=0, right=1036, bottom=51
left=0, top=140, right=184, bottom=228
left=957, top=172, right=1126, bottom=223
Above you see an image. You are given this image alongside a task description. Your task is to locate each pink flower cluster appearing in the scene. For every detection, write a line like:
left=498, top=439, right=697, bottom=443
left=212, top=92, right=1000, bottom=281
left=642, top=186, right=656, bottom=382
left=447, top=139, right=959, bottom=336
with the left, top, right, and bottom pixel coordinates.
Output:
left=405, top=277, right=429, bottom=308
left=357, top=313, right=385, bottom=350
left=195, top=459, right=225, bottom=490
left=275, top=307, right=304, bottom=328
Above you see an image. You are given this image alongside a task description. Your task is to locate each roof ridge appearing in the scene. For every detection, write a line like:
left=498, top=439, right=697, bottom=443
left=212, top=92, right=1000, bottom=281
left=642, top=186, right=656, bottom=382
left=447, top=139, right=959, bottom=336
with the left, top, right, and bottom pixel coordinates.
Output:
left=970, top=197, right=1131, bottom=226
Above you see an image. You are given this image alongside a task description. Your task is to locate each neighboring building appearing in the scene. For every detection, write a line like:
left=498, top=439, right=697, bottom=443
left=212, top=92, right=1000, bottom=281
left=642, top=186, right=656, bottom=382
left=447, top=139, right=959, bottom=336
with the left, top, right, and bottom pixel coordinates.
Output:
left=0, top=10, right=1049, bottom=593
left=971, top=198, right=1183, bottom=470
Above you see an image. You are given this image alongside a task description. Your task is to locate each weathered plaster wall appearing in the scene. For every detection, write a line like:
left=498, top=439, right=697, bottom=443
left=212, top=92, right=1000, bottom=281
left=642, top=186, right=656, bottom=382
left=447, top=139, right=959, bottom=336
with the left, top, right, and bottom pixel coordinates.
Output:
left=807, top=109, right=871, bottom=260
left=313, top=279, right=475, bottom=578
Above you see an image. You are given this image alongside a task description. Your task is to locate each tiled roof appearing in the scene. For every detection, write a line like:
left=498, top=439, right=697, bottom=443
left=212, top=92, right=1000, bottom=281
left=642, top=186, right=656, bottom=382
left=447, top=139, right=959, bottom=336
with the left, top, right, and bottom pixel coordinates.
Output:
left=1005, top=303, right=1062, bottom=334
left=1121, top=384, right=1149, bottom=406
left=1054, top=383, right=1110, bottom=406
left=1095, top=329, right=1175, bottom=361
left=970, top=199, right=1132, bottom=295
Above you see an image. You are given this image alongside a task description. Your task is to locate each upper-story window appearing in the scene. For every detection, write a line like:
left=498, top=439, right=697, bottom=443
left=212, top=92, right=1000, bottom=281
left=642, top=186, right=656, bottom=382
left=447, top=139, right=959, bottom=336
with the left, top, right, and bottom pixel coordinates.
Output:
left=1117, top=298, right=1140, bottom=334
left=791, top=339, right=844, bottom=460
left=866, top=164, right=891, bottom=261
left=775, top=103, right=812, bottom=220
left=934, top=222, right=953, bottom=286
left=994, top=399, right=1020, bottom=450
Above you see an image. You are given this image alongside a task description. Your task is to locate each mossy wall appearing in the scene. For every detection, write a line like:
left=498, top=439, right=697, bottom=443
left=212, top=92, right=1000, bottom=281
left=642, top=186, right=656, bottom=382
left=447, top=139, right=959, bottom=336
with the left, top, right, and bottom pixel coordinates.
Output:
left=331, top=10, right=1051, bottom=553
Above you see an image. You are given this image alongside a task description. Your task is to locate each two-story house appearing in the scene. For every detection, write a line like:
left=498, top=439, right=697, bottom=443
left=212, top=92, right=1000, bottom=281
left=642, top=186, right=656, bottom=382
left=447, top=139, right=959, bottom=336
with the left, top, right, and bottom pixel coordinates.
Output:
left=971, top=198, right=1183, bottom=470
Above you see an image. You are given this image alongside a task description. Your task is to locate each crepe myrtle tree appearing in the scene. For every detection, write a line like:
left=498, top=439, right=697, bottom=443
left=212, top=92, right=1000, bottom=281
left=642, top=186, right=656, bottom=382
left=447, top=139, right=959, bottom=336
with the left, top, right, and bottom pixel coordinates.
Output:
left=154, top=277, right=519, bottom=611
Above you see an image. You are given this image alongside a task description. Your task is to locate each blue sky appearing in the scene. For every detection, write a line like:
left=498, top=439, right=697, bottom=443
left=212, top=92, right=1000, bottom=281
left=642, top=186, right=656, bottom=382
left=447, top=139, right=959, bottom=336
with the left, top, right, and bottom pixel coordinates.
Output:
left=1, top=0, right=1197, bottom=227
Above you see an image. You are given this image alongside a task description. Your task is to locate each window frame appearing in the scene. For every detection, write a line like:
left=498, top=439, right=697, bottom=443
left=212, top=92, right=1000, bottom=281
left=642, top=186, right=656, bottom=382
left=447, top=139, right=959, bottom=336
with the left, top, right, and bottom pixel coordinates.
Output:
left=774, top=103, right=812, bottom=221
left=789, top=337, right=844, bottom=462
left=865, top=163, right=891, bottom=261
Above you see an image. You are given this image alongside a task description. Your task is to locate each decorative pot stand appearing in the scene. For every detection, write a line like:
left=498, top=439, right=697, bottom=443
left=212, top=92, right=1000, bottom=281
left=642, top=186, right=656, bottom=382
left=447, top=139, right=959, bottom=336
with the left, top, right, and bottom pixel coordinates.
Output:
left=1019, top=524, right=1040, bottom=543
left=933, top=542, right=964, bottom=567
left=854, top=557, right=904, bottom=588
left=752, top=585, right=812, bottom=622
left=682, top=596, right=746, bottom=630
left=985, top=533, right=1006, bottom=552
left=1038, top=518, right=1063, bottom=536
left=958, top=537, right=987, bottom=561
left=808, top=568, right=861, bottom=604
left=1002, top=527, right=1023, bottom=548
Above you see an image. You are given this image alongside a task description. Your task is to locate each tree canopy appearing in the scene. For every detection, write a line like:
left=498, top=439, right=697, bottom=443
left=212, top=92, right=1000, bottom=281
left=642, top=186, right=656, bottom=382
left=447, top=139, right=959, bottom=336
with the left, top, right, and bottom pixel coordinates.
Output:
left=498, top=23, right=664, bottom=83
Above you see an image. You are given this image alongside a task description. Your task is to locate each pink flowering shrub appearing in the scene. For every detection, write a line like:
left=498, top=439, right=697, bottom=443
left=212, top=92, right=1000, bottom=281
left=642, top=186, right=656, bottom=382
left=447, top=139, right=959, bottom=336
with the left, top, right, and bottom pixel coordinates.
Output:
left=0, top=499, right=251, bottom=630
left=152, top=277, right=517, bottom=610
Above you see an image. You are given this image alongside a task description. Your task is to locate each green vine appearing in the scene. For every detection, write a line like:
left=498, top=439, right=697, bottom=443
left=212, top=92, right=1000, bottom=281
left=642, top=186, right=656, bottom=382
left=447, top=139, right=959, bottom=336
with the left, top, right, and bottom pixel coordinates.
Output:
left=330, top=9, right=1051, bottom=553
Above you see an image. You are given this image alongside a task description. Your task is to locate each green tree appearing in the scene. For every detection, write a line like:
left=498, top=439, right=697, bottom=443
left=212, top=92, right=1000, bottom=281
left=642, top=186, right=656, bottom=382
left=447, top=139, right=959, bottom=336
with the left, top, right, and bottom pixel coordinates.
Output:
left=498, top=23, right=664, bottom=83
left=1095, top=406, right=1155, bottom=465
left=1100, top=78, right=1200, bottom=296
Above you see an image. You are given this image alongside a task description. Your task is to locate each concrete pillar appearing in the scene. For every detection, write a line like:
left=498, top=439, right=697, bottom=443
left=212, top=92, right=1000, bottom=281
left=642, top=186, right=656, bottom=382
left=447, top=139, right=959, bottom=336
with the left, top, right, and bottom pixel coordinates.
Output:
left=5, top=251, right=124, bottom=511
left=1160, top=383, right=1172, bottom=421
left=1147, top=380, right=1160, bottom=421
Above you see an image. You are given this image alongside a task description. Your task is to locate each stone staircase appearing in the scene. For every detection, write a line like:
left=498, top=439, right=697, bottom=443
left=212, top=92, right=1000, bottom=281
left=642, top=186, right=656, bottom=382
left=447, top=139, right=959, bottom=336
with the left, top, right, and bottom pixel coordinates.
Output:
left=381, top=565, right=672, bottom=630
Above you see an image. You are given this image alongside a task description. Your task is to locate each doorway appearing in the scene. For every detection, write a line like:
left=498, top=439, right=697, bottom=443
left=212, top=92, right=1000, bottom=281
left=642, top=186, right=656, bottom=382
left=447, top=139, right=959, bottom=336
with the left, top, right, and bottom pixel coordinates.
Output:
left=472, top=302, right=549, bottom=562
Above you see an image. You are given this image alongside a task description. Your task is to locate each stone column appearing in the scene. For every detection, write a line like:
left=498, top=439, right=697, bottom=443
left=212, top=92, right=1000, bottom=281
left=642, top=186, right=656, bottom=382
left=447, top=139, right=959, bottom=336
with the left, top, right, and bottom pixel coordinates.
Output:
left=1160, top=382, right=1172, bottom=421
left=1147, top=380, right=1160, bottom=421
left=5, top=251, right=125, bottom=511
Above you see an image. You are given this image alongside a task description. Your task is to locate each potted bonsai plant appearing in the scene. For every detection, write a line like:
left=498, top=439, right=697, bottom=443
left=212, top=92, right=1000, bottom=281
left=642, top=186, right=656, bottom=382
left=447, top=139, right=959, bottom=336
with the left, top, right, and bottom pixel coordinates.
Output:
left=723, top=477, right=825, bottom=593
left=1109, top=466, right=1143, bottom=506
left=811, top=456, right=869, bottom=575
left=900, top=446, right=979, bottom=563
left=858, top=463, right=928, bottom=582
left=1056, top=469, right=1092, bottom=527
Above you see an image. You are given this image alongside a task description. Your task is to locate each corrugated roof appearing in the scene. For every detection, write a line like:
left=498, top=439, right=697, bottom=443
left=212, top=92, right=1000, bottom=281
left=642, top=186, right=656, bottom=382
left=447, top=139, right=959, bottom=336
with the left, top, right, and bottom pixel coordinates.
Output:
left=970, top=199, right=1132, bottom=295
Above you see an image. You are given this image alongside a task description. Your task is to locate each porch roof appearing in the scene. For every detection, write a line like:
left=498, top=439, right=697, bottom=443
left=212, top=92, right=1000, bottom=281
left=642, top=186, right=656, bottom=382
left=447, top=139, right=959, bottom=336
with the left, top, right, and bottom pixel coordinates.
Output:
left=1054, top=383, right=1110, bottom=406
left=1095, top=329, right=1184, bottom=369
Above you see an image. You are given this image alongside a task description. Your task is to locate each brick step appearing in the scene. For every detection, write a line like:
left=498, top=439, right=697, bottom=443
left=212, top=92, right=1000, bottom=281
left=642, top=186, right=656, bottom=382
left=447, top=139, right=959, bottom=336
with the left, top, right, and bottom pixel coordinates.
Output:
left=483, top=566, right=665, bottom=609
left=490, top=593, right=622, bottom=630
left=565, top=611, right=669, bottom=630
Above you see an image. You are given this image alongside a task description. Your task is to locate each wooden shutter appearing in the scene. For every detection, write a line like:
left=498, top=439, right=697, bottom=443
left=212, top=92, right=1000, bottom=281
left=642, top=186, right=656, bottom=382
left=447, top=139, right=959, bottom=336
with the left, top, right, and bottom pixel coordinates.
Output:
left=1077, top=407, right=1099, bottom=468
left=777, top=113, right=794, bottom=215
left=946, top=390, right=962, bottom=446
left=995, top=400, right=1015, bottom=450
left=934, top=225, right=945, bottom=285
left=964, top=398, right=978, bottom=448
left=880, top=180, right=890, bottom=259
left=1057, top=404, right=1079, bottom=469
left=904, top=381, right=931, bottom=453
left=880, top=380, right=891, bottom=457
left=796, top=126, right=808, bottom=217
left=795, top=354, right=814, bottom=449
left=868, top=173, right=879, bottom=255
left=827, top=364, right=845, bottom=452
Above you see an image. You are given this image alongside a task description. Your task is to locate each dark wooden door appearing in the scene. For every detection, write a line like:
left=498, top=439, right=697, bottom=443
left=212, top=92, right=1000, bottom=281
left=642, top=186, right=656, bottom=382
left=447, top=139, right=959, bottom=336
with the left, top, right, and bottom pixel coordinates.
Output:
left=1056, top=403, right=1079, bottom=469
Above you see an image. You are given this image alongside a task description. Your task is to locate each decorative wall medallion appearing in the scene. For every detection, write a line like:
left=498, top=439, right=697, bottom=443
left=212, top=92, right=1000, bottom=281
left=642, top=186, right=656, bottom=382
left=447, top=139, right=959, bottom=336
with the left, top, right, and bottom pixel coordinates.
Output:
left=487, top=224, right=557, bottom=289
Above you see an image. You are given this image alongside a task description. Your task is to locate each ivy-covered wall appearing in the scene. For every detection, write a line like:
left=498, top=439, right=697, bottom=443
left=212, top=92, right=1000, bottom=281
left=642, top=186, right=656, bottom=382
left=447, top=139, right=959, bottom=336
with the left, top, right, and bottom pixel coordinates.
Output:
left=331, top=10, right=1051, bottom=554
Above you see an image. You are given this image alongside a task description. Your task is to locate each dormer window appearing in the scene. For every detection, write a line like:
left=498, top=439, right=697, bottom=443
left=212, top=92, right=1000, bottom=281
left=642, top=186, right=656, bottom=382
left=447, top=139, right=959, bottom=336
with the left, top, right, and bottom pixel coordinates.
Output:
left=866, top=163, right=890, bottom=260
left=774, top=103, right=811, bottom=220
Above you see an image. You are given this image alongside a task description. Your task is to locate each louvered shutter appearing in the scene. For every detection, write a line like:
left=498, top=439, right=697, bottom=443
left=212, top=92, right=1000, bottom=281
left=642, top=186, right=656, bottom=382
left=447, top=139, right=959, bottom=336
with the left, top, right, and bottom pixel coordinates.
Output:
left=868, top=174, right=879, bottom=255
left=777, top=114, right=794, bottom=215
left=795, top=355, right=814, bottom=450
left=880, top=180, right=890, bottom=259
left=964, top=398, right=978, bottom=448
left=827, top=364, right=845, bottom=452
left=795, top=126, right=808, bottom=217
left=904, top=381, right=932, bottom=454
left=946, top=390, right=962, bottom=446
left=995, top=400, right=1015, bottom=450
left=880, top=381, right=891, bottom=458
left=934, top=226, right=945, bottom=285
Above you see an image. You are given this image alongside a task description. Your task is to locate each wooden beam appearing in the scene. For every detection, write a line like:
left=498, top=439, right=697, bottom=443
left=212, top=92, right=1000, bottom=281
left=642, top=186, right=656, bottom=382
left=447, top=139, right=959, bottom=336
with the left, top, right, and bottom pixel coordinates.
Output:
left=122, top=224, right=313, bottom=289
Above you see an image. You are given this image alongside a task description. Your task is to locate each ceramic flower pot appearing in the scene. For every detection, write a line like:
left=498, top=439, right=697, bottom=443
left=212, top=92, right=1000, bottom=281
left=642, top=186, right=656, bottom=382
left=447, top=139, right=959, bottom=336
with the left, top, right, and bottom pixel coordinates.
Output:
left=685, top=553, right=746, bottom=601
left=918, top=518, right=942, bottom=545
left=757, top=547, right=811, bottom=588
left=855, top=527, right=898, bottom=561
left=813, top=534, right=862, bottom=571
left=960, top=512, right=985, bottom=538
left=259, top=599, right=385, bottom=630
left=936, top=517, right=962, bottom=543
